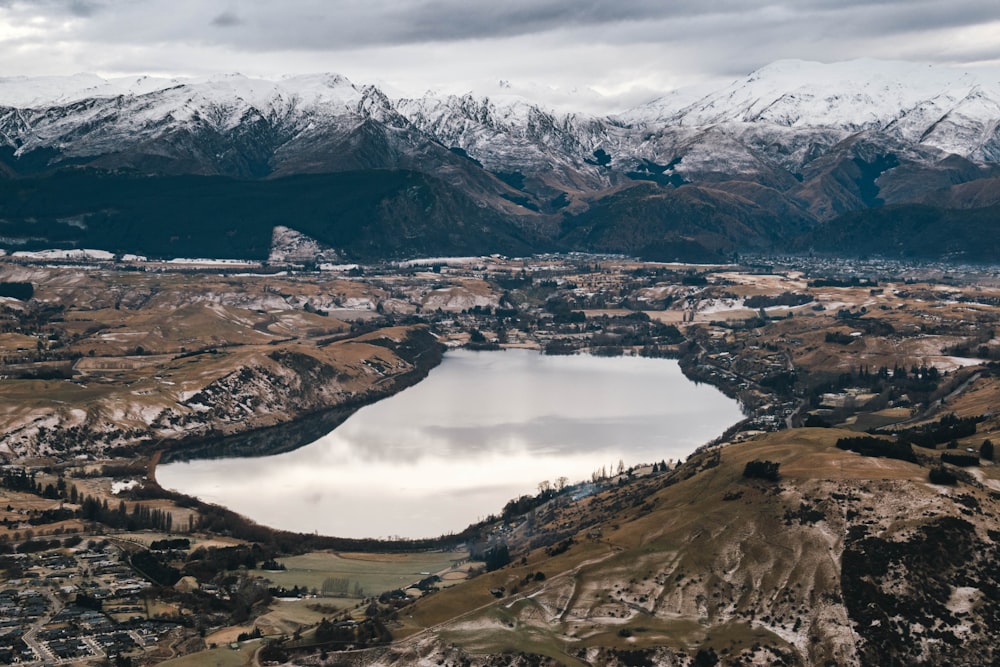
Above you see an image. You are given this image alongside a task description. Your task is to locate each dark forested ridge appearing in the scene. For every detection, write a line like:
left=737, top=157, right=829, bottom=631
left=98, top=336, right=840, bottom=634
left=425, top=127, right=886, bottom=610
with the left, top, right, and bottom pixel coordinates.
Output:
left=0, top=169, right=1000, bottom=262
left=799, top=203, right=1000, bottom=262
left=1, top=165, right=999, bottom=262
left=0, top=169, right=541, bottom=261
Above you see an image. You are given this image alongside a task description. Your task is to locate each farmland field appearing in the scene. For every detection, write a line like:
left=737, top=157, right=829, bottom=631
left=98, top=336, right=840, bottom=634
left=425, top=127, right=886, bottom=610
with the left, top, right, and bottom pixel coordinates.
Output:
left=250, top=550, right=471, bottom=597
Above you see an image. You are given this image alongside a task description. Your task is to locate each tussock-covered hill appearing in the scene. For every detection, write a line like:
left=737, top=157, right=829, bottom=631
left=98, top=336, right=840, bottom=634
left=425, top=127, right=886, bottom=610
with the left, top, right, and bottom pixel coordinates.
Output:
left=357, top=428, right=1000, bottom=667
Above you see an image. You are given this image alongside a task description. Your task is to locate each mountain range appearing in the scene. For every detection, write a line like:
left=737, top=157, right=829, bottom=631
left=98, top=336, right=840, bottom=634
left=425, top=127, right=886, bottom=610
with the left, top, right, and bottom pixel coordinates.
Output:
left=2, top=59, right=1000, bottom=261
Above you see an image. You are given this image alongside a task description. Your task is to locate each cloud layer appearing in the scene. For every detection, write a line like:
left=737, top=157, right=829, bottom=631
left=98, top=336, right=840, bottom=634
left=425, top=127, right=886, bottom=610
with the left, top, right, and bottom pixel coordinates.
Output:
left=2, top=0, right=999, bottom=111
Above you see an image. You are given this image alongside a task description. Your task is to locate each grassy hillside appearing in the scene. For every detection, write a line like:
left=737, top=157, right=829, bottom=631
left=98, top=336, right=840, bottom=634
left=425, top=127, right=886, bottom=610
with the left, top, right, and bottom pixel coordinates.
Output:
left=381, top=428, right=1000, bottom=666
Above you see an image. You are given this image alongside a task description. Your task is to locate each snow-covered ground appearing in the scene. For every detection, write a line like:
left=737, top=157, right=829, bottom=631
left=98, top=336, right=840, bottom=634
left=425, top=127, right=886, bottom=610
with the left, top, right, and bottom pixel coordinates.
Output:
left=11, top=249, right=115, bottom=261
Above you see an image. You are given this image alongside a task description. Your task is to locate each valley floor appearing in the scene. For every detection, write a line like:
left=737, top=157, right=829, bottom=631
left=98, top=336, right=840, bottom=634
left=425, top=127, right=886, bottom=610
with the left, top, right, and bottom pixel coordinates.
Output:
left=0, top=253, right=998, bottom=665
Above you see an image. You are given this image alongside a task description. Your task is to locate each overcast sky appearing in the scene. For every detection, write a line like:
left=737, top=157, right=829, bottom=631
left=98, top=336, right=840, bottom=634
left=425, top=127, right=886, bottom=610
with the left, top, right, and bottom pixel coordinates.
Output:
left=2, top=0, right=1000, bottom=111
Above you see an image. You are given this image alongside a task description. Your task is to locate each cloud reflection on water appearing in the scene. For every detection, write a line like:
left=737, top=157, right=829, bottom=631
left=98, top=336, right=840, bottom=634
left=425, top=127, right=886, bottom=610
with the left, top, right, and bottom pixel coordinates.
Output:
left=158, top=350, right=743, bottom=539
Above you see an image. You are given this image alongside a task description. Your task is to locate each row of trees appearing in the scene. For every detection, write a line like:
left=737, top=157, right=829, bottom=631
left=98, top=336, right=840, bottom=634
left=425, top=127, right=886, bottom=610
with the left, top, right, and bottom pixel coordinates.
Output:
left=836, top=436, right=917, bottom=463
left=79, top=496, right=180, bottom=533
left=898, top=413, right=979, bottom=449
left=0, top=466, right=188, bottom=534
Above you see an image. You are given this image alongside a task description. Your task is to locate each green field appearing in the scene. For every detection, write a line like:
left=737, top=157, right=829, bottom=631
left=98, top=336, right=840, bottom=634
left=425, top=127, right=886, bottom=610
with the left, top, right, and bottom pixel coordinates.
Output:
left=251, top=550, right=470, bottom=598
left=156, top=642, right=257, bottom=667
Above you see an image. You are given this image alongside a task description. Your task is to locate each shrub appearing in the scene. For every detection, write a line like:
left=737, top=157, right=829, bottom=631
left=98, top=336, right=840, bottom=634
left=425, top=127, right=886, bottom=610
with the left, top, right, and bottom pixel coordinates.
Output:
left=929, top=467, right=958, bottom=485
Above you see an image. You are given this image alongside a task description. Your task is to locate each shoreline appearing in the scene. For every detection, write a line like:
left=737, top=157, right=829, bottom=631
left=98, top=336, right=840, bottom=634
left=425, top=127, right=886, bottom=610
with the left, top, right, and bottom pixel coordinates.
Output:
left=152, top=343, right=745, bottom=468
left=147, top=344, right=751, bottom=543
left=152, top=329, right=445, bottom=466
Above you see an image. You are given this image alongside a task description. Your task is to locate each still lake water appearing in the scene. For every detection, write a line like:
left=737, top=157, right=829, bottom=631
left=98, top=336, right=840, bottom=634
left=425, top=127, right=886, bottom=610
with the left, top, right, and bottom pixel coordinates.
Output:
left=157, top=349, right=743, bottom=539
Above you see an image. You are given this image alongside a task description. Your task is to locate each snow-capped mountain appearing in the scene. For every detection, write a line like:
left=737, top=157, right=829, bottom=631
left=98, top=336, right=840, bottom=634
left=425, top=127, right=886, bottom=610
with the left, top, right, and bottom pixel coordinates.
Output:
left=617, top=59, right=1000, bottom=181
left=395, top=91, right=617, bottom=193
left=0, top=73, right=412, bottom=175
left=3, top=60, right=999, bottom=180
left=1, top=59, right=999, bottom=262
left=632, top=60, right=986, bottom=128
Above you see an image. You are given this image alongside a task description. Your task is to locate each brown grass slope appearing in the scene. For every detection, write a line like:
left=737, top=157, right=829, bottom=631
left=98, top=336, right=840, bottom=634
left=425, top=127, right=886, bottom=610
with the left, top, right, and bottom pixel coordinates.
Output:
left=375, top=428, right=1000, bottom=667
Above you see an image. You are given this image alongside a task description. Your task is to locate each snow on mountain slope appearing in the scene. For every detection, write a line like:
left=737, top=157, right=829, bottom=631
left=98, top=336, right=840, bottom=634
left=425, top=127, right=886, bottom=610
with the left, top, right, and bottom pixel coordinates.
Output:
left=3, top=60, right=1000, bottom=261
left=0, top=73, right=369, bottom=158
left=891, top=86, right=1000, bottom=161
left=1, top=59, right=999, bottom=197
left=0, top=72, right=366, bottom=117
left=395, top=91, right=620, bottom=192
left=0, top=73, right=180, bottom=108
left=628, top=59, right=996, bottom=129
left=395, top=59, right=1000, bottom=189
left=619, top=59, right=1000, bottom=165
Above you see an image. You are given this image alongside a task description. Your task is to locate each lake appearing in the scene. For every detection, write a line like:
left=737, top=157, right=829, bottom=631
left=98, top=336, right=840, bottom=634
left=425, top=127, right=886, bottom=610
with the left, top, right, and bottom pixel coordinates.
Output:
left=157, top=349, right=744, bottom=539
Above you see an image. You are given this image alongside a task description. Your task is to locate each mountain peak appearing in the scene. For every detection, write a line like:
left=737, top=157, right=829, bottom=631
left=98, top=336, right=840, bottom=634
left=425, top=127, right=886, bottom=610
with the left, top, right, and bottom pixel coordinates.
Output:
left=622, top=58, right=1000, bottom=132
left=0, top=71, right=365, bottom=110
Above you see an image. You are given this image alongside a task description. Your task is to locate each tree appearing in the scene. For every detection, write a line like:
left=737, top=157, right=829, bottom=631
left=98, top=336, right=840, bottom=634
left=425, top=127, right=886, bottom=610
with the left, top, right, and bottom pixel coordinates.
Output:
left=484, top=544, right=510, bottom=571
left=322, top=577, right=349, bottom=595
left=981, top=439, right=994, bottom=461
left=743, top=460, right=780, bottom=481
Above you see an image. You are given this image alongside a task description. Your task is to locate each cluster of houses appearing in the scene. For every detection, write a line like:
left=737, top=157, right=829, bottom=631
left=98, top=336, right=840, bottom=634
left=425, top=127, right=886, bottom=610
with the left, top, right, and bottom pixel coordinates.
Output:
left=0, top=541, right=177, bottom=663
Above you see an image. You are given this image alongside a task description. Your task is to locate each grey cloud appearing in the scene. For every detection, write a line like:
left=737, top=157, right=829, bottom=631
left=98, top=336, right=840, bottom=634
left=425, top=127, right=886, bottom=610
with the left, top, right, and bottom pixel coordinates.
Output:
left=359, top=0, right=1000, bottom=47
left=384, top=1, right=992, bottom=55
left=67, top=0, right=102, bottom=16
left=0, top=0, right=106, bottom=15
left=210, top=10, right=241, bottom=28
left=2, top=0, right=1000, bottom=113
left=17, top=0, right=1000, bottom=55
left=807, top=0, right=1000, bottom=37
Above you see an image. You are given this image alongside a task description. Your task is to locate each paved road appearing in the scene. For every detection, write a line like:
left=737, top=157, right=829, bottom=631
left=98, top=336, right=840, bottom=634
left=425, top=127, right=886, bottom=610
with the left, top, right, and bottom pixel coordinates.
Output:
left=21, top=588, right=62, bottom=665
